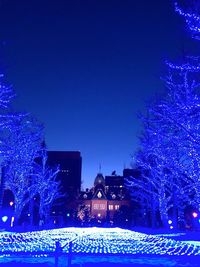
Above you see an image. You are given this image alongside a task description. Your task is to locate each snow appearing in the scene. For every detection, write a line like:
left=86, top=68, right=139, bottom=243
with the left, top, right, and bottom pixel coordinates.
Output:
left=0, top=227, right=200, bottom=266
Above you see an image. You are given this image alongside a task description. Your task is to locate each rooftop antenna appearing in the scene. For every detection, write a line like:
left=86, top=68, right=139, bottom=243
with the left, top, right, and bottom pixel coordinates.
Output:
left=99, top=163, right=102, bottom=173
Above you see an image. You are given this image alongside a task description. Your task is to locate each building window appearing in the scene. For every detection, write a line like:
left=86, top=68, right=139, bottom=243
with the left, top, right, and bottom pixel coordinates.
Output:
left=99, top=204, right=105, bottom=210
left=112, top=194, right=116, bottom=199
left=109, top=205, right=113, bottom=210
left=61, top=169, right=70, bottom=176
left=115, top=205, right=120, bottom=210
left=93, top=204, right=99, bottom=210
left=97, top=191, right=102, bottom=198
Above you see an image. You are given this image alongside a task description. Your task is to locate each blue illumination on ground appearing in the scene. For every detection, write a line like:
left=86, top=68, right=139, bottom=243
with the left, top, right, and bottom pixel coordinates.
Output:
left=0, top=227, right=200, bottom=255
left=0, top=227, right=200, bottom=266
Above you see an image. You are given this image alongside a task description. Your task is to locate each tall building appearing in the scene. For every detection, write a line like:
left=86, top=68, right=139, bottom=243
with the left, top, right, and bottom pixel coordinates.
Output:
left=47, top=151, right=82, bottom=217
left=48, top=151, right=82, bottom=194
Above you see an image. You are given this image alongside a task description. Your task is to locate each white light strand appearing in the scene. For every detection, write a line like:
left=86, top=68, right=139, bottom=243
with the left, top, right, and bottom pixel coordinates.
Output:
left=0, top=227, right=200, bottom=257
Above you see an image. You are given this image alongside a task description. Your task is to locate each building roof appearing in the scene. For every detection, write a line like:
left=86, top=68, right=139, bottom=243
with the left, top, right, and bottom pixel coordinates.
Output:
left=92, top=189, right=107, bottom=200
left=94, top=173, right=105, bottom=187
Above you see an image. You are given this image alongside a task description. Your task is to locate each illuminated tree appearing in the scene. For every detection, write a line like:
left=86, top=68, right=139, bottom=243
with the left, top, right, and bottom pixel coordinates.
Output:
left=0, top=74, right=22, bottom=156
left=126, top=57, right=200, bottom=228
left=0, top=73, right=64, bottom=226
left=169, top=59, right=200, bottom=213
left=3, top=117, right=43, bottom=224
left=175, top=1, right=200, bottom=40
left=173, top=0, right=200, bottom=216
left=126, top=112, right=174, bottom=228
left=126, top=0, right=200, bottom=227
left=33, top=147, right=63, bottom=224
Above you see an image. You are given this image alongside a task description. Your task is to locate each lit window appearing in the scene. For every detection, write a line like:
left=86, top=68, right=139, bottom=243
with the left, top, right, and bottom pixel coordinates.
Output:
left=99, top=204, right=105, bottom=210
left=115, top=205, right=120, bottom=210
left=62, top=169, right=69, bottom=174
left=93, top=204, right=99, bottom=210
left=109, top=205, right=113, bottom=210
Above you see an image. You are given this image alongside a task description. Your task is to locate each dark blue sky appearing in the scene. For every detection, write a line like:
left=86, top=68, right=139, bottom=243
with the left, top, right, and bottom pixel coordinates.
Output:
left=0, top=0, right=192, bottom=188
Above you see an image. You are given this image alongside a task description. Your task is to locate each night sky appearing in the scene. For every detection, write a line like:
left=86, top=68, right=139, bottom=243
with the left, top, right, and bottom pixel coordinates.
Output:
left=0, top=0, right=193, bottom=188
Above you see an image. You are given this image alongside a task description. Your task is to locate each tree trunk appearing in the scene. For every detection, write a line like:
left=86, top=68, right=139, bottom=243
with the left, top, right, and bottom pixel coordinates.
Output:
left=172, top=188, right=178, bottom=229
left=159, top=190, right=169, bottom=228
left=29, top=198, right=34, bottom=226
left=177, top=207, right=185, bottom=229
left=151, top=197, right=157, bottom=228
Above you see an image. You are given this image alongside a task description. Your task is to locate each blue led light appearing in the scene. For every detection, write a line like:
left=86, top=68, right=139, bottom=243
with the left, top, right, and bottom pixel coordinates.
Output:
left=1, top=216, right=8, bottom=223
left=0, top=227, right=200, bottom=257
left=175, top=2, right=200, bottom=39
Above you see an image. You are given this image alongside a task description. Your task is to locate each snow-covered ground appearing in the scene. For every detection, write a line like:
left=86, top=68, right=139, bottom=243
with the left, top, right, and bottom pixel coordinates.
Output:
left=0, top=227, right=200, bottom=266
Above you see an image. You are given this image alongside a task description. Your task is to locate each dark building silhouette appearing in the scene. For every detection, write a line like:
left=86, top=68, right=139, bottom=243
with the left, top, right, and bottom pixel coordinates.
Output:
left=105, top=175, right=124, bottom=187
left=123, top=168, right=141, bottom=179
left=47, top=151, right=82, bottom=218
left=48, top=151, right=82, bottom=194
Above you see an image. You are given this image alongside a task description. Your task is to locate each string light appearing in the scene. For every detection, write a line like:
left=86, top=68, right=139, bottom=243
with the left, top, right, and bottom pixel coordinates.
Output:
left=165, top=59, right=200, bottom=72
left=174, top=2, right=200, bottom=39
left=0, top=227, right=200, bottom=257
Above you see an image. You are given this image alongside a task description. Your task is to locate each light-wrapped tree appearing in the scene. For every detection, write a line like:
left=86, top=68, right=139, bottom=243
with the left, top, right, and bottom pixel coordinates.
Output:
left=175, top=1, right=200, bottom=40
left=0, top=74, right=22, bottom=155
left=33, top=147, right=63, bottom=224
left=0, top=74, right=25, bottom=210
left=126, top=109, right=175, bottom=228
left=3, top=117, right=43, bottom=224
left=126, top=57, right=200, bottom=228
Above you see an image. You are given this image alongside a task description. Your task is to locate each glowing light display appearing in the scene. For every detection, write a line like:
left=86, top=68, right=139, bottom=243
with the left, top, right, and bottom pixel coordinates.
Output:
left=174, top=2, right=200, bottom=39
left=1, top=216, right=8, bottom=223
left=192, top=212, right=198, bottom=218
left=0, top=227, right=200, bottom=257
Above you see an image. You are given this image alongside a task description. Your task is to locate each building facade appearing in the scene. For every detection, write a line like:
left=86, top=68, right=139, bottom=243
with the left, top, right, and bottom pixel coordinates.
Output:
left=78, top=173, right=130, bottom=225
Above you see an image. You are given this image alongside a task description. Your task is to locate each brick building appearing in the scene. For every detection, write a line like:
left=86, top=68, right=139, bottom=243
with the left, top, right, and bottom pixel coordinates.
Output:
left=78, top=173, right=130, bottom=224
